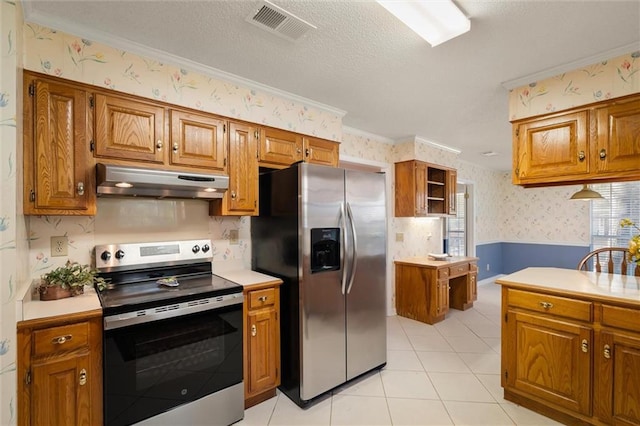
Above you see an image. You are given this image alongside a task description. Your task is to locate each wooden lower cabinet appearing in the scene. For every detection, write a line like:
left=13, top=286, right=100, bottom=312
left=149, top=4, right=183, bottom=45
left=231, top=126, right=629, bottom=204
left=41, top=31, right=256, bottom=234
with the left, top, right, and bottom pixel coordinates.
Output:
left=243, top=281, right=282, bottom=408
left=501, top=286, right=640, bottom=425
left=17, top=310, right=102, bottom=426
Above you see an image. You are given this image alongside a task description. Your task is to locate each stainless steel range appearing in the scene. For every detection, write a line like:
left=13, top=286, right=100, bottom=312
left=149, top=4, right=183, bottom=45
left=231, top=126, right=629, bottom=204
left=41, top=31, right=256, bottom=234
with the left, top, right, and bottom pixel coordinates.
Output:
left=95, top=240, right=244, bottom=426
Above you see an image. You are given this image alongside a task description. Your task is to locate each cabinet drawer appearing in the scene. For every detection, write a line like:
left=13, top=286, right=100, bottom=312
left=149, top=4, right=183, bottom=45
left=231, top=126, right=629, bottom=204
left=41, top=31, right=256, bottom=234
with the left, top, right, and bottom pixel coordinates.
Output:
left=33, top=321, right=89, bottom=356
left=507, top=289, right=592, bottom=322
left=601, top=304, right=640, bottom=333
left=470, top=263, right=478, bottom=272
left=448, top=263, right=469, bottom=278
left=248, top=288, right=276, bottom=310
left=438, top=268, right=449, bottom=279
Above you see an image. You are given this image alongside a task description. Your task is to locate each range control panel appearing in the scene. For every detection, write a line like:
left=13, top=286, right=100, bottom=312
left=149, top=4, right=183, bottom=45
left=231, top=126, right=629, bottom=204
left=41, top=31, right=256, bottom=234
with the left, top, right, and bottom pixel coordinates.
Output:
left=95, top=239, right=212, bottom=272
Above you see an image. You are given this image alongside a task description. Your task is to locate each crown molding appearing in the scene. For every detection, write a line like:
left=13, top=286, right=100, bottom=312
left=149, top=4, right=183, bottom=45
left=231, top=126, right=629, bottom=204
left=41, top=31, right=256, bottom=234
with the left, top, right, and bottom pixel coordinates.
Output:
left=22, top=8, right=347, bottom=118
left=414, top=136, right=461, bottom=154
left=341, top=126, right=395, bottom=144
left=501, top=42, right=640, bottom=90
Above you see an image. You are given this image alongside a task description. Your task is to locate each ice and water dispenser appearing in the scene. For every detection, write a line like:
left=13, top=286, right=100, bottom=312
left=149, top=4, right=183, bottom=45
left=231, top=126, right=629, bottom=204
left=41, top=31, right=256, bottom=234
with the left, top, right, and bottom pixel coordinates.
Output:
left=310, top=228, right=340, bottom=273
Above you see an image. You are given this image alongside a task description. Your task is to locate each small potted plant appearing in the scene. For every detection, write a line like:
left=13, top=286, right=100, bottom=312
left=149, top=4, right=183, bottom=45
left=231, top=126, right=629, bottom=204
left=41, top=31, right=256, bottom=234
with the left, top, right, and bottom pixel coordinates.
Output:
left=37, top=260, right=107, bottom=301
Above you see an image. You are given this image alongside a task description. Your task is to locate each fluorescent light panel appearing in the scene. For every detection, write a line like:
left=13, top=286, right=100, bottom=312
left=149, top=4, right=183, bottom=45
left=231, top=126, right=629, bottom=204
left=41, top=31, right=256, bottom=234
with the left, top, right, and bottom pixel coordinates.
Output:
left=378, top=0, right=470, bottom=47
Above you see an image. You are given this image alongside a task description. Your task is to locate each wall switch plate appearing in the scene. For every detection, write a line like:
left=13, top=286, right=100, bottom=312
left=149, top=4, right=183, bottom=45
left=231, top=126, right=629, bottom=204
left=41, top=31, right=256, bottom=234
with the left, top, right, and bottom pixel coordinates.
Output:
left=395, top=233, right=404, bottom=242
left=229, top=229, right=239, bottom=245
left=51, top=236, right=68, bottom=257
left=486, top=264, right=490, bottom=271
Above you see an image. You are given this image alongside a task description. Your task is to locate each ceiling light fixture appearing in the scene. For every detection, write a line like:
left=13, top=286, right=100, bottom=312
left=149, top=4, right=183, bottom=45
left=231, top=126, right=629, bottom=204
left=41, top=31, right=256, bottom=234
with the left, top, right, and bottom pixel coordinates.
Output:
left=377, top=0, right=470, bottom=47
left=569, top=184, right=604, bottom=201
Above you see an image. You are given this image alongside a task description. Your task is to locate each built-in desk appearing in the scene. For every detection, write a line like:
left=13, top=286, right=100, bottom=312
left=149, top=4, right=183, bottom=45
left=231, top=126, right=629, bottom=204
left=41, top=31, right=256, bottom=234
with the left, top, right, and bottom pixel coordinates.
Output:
left=394, top=256, right=478, bottom=324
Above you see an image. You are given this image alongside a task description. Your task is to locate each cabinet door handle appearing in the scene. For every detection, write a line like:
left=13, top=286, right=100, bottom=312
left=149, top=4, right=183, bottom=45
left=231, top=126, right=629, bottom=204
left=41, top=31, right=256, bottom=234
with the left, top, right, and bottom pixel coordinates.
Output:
left=296, top=147, right=301, bottom=154
left=305, top=148, right=310, bottom=157
left=599, top=148, right=607, bottom=159
left=79, top=368, right=87, bottom=386
left=52, top=334, right=73, bottom=345
left=604, top=344, right=611, bottom=359
left=172, top=143, right=179, bottom=153
left=539, top=301, right=553, bottom=309
left=230, top=191, right=236, bottom=200
left=578, top=150, right=586, bottom=161
left=76, top=182, right=84, bottom=196
left=251, top=324, right=257, bottom=337
left=581, top=339, right=589, bottom=353
left=156, top=140, right=163, bottom=150
left=258, top=295, right=268, bottom=302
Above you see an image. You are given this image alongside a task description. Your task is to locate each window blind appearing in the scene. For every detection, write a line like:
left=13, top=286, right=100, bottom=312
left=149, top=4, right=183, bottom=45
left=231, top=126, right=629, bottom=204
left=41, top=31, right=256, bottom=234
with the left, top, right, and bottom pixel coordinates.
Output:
left=589, top=181, right=640, bottom=274
left=591, top=181, right=640, bottom=248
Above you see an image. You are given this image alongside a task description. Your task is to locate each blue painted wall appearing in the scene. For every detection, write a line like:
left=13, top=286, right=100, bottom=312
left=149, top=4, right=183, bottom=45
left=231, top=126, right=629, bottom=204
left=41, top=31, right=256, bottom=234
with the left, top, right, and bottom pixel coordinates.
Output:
left=476, top=242, right=503, bottom=280
left=475, top=242, right=591, bottom=279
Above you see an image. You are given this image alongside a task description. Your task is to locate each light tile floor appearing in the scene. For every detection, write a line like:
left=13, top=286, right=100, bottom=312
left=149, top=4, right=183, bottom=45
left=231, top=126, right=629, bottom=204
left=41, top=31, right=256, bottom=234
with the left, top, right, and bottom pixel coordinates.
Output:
left=237, top=281, right=562, bottom=425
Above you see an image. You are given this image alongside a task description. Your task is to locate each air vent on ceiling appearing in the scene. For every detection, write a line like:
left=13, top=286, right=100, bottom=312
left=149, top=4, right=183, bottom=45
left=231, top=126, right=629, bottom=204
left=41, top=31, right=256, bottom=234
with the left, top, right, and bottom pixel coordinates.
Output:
left=246, top=0, right=316, bottom=42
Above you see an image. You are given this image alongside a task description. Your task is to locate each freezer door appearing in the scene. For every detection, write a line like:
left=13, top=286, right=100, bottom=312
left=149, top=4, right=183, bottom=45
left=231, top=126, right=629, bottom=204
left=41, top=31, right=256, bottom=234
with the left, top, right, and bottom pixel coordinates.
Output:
left=299, top=164, right=347, bottom=401
left=345, top=170, right=387, bottom=380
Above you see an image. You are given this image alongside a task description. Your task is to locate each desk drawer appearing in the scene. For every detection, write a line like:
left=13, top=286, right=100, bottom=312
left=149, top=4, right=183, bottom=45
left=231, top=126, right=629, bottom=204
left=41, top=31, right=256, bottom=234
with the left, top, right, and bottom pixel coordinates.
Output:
left=438, top=269, right=449, bottom=279
left=449, top=263, right=469, bottom=278
left=508, top=289, right=592, bottom=322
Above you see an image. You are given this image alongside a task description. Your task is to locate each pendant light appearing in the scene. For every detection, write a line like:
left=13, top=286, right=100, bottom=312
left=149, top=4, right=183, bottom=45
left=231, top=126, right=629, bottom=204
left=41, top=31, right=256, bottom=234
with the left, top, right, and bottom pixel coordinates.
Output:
left=569, top=184, right=604, bottom=200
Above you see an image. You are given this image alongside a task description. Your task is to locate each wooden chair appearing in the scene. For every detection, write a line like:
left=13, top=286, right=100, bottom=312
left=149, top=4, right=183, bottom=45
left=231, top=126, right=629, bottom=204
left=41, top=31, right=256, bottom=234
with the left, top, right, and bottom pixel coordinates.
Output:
left=577, top=247, right=640, bottom=276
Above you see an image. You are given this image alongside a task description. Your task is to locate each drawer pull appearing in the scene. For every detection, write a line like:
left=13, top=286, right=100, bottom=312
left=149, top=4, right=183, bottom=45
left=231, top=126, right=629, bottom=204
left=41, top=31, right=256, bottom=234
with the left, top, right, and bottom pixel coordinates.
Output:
left=52, top=335, right=72, bottom=345
left=604, top=344, right=611, bottom=359
left=79, top=369, right=87, bottom=386
left=258, top=295, right=268, bottom=302
left=581, top=339, right=589, bottom=353
left=251, top=324, right=257, bottom=337
left=539, top=301, right=554, bottom=310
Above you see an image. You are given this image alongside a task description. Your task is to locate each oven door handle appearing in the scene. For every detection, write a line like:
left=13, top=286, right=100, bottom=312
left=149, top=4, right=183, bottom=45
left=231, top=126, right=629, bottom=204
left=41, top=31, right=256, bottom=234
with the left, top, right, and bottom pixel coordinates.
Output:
left=104, top=293, right=243, bottom=330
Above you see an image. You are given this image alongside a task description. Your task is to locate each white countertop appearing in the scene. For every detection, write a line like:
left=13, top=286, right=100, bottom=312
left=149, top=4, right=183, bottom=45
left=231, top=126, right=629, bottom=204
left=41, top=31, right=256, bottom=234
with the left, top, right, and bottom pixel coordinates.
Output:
left=496, top=267, right=640, bottom=305
left=215, top=269, right=282, bottom=287
left=17, top=284, right=102, bottom=323
left=16, top=264, right=282, bottom=323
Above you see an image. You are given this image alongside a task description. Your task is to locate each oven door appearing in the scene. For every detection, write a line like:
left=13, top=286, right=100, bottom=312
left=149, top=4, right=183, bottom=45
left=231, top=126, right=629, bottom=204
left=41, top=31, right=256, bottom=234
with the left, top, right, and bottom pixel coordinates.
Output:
left=103, top=302, right=243, bottom=426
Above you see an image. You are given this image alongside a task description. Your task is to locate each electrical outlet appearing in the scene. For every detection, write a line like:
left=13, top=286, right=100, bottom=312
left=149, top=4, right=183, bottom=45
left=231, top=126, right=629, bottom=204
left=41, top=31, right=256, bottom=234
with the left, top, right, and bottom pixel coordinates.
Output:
left=486, top=264, right=490, bottom=271
left=51, top=236, right=68, bottom=257
left=395, top=233, right=404, bottom=242
left=229, top=229, right=239, bottom=245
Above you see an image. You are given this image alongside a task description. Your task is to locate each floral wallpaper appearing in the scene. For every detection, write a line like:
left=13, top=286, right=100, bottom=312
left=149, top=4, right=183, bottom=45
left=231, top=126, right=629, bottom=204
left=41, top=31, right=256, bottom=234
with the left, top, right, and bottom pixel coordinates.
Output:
left=509, top=51, right=640, bottom=120
left=23, top=23, right=343, bottom=140
left=1, top=1, right=28, bottom=425
left=340, top=127, right=393, bottom=164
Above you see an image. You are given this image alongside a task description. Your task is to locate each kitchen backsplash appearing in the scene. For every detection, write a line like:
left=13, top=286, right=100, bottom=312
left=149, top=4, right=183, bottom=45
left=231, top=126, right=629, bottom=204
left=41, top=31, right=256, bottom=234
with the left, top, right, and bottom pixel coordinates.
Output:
left=27, top=199, right=250, bottom=281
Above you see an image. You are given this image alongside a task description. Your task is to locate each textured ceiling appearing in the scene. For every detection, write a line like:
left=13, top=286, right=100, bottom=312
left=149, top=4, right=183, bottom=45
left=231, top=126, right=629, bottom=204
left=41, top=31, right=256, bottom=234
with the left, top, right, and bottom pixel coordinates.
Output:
left=23, top=0, right=640, bottom=171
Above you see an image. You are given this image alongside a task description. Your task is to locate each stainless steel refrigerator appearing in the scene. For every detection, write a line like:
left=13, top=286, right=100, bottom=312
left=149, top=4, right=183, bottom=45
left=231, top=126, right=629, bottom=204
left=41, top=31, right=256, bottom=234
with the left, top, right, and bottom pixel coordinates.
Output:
left=252, top=162, right=387, bottom=407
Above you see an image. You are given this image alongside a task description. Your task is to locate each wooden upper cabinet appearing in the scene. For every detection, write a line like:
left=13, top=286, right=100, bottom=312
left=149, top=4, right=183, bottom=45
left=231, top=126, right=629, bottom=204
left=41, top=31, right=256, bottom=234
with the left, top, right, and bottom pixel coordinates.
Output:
left=447, top=169, right=457, bottom=215
left=23, top=73, right=96, bottom=215
left=170, top=109, right=226, bottom=172
left=594, top=97, right=640, bottom=174
left=513, top=110, right=589, bottom=183
left=94, top=92, right=165, bottom=163
left=258, top=127, right=303, bottom=168
left=258, top=128, right=339, bottom=168
left=303, top=137, right=339, bottom=167
left=211, top=121, right=258, bottom=216
left=395, top=160, right=426, bottom=217
left=512, top=94, right=640, bottom=186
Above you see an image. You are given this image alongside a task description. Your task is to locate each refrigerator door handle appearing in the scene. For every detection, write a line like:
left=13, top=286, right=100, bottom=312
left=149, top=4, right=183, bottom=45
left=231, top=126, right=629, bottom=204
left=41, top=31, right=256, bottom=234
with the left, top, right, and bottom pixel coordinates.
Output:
left=340, top=202, right=349, bottom=295
left=346, top=202, right=358, bottom=294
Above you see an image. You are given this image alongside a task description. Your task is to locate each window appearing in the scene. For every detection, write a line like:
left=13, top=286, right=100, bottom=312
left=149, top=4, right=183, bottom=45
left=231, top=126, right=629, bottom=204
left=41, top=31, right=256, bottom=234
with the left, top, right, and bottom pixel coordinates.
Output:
left=589, top=181, right=640, bottom=274
left=591, top=182, right=640, bottom=248
left=447, top=187, right=466, bottom=256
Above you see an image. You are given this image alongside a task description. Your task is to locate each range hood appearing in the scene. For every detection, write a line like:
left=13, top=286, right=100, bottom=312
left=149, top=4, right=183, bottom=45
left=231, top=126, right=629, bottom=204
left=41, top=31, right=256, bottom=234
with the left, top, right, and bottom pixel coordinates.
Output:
left=96, top=163, right=229, bottom=199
